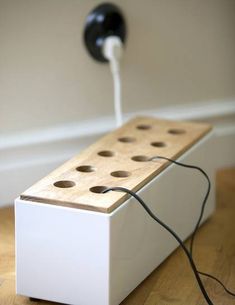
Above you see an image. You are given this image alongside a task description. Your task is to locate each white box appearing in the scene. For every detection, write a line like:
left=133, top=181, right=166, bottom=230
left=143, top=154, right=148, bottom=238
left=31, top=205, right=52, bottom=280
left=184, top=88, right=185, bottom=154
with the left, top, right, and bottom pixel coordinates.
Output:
left=15, top=132, right=215, bottom=305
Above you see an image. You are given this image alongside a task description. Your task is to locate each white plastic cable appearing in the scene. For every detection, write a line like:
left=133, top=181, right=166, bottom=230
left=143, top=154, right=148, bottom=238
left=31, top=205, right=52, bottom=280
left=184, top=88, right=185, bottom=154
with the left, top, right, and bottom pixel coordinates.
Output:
left=103, top=36, right=123, bottom=127
left=112, top=64, right=122, bottom=127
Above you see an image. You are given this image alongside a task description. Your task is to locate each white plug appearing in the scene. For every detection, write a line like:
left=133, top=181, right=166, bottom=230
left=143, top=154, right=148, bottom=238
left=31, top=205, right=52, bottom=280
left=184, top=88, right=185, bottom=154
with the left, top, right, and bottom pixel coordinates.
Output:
left=103, top=36, right=123, bottom=72
left=102, top=36, right=123, bottom=127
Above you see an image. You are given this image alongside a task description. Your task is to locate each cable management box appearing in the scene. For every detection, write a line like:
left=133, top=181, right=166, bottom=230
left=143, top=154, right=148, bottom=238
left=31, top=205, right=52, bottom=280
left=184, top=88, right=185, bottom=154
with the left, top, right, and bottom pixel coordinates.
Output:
left=15, top=116, right=215, bottom=305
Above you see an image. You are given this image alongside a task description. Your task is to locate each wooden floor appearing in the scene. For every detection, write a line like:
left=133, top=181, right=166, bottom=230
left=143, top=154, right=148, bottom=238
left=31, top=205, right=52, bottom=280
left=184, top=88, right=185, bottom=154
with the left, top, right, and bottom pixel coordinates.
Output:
left=0, top=168, right=234, bottom=305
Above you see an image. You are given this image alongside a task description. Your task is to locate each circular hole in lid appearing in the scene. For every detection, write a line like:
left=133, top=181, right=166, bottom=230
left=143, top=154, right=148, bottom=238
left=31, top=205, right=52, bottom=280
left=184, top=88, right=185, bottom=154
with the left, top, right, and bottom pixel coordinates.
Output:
left=98, top=150, right=114, bottom=157
left=151, top=141, right=166, bottom=148
left=131, top=155, right=150, bottom=162
left=168, top=128, right=186, bottom=135
left=90, top=186, right=109, bottom=194
left=111, top=170, right=131, bottom=178
left=136, top=124, right=152, bottom=130
left=76, top=165, right=95, bottom=173
left=118, top=137, right=136, bottom=143
left=54, top=180, right=75, bottom=188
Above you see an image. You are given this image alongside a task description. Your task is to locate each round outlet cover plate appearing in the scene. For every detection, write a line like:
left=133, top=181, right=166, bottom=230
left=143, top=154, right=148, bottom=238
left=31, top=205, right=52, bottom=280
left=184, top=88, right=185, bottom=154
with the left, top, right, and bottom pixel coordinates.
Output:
left=83, top=3, right=127, bottom=62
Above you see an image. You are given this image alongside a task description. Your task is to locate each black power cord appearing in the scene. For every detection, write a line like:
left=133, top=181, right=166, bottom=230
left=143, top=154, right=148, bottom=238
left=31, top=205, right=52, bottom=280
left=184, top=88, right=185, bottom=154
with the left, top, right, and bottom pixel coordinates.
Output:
left=103, top=156, right=235, bottom=304
left=198, top=271, right=235, bottom=297
left=150, top=155, right=211, bottom=257
left=104, top=186, right=214, bottom=305
left=151, top=156, right=235, bottom=298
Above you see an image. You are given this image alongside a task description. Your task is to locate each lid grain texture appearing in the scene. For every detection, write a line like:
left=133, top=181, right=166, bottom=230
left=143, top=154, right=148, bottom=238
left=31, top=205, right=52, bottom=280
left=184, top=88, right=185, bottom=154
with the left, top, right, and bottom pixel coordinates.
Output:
left=21, top=117, right=212, bottom=213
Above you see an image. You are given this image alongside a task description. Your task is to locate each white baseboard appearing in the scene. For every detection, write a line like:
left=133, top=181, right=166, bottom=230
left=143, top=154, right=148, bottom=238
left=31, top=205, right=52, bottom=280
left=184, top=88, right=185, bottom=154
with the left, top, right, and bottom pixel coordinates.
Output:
left=1, top=99, right=235, bottom=207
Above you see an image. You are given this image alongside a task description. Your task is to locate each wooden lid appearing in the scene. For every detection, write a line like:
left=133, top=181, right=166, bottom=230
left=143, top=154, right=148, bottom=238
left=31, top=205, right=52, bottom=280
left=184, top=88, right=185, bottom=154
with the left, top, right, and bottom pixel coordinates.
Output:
left=21, top=117, right=212, bottom=213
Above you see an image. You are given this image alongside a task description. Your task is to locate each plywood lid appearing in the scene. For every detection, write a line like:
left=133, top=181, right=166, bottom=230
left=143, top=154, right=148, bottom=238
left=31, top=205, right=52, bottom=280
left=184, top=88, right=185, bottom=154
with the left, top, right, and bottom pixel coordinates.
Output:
left=21, top=117, right=212, bottom=213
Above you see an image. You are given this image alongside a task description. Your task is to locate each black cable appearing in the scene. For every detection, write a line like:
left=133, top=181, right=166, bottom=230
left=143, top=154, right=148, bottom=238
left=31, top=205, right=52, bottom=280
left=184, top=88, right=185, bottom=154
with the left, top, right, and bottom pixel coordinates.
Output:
left=103, top=156, right=235, bottom=303
left=149, top=155, right=211, bottom=256
left=198, top=271, right=235, bottom=297
left=150, top=156, right=235, bottom=297
left=103, top=186, right=214, bottom=305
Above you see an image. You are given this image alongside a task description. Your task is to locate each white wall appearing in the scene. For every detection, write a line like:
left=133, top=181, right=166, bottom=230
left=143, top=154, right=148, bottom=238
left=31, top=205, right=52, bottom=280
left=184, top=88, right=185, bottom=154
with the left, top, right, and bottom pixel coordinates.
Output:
left=0, top=0, right=235, bottom=205
left=1, top=0, right=235, bottom=133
